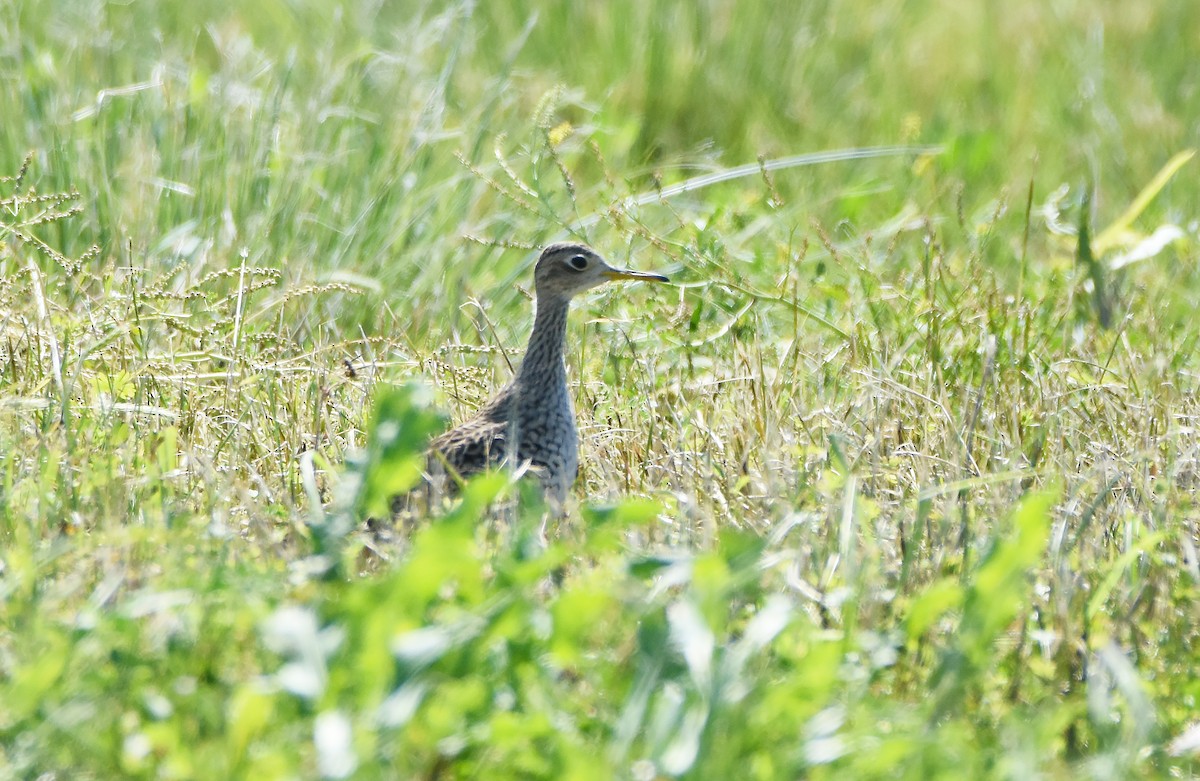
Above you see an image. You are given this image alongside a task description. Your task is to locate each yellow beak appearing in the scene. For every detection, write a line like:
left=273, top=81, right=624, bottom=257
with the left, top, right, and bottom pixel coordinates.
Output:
left=603, top=268, right=670, bottom=283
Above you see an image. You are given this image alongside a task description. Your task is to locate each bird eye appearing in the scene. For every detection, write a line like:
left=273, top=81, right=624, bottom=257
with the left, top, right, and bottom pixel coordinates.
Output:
left=568, top=254, right=589, bottom=271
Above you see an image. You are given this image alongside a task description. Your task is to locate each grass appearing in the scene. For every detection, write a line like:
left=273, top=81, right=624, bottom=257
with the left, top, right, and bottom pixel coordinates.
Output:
left=2, top=0, right=1200, bottom=778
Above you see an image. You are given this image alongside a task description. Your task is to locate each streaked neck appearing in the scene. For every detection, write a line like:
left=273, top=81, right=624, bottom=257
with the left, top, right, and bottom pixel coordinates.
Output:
left=516, top=293, right=570, bottom=391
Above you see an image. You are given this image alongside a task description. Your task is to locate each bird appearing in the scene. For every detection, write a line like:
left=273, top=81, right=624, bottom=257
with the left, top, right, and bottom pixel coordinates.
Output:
left=426, top=242, right=669, bottom=507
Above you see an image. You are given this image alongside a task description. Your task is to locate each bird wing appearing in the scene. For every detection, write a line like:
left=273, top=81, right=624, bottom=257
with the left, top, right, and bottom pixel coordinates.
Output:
left=425, top=381, right=520, bottom=492
left=428, top=417, right=509, bottom=478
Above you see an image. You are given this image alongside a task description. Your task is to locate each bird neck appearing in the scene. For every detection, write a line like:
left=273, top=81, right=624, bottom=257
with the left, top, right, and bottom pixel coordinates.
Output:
left=516, top=293, right=570, bottom=391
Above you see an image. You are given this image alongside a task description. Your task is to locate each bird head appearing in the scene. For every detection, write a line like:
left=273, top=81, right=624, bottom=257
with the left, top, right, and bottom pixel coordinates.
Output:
left=533, top=242, right=669, bottom=300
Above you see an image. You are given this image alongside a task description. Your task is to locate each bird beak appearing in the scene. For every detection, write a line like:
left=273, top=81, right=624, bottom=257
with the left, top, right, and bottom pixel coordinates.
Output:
left=603, top=267, right=670, bottom=283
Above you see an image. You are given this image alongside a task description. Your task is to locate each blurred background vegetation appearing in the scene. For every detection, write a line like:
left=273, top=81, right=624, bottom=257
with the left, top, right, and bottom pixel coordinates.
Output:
left=2, top=0, right=1198, bottom=778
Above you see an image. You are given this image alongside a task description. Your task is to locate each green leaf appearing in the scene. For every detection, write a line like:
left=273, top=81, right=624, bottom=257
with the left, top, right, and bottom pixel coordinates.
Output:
left=357, top=382, right=448, bottom=519
left=947, top=487, right=1057, bottom=677
left=7, top=635, right=70, bottom=721
left=227, top=685, right=275, bottom=758
left=551, top=583, right=618, bottom=665
left=903, top=578, right=964, bottom=642
left=581, top=497, right=662, bottom=554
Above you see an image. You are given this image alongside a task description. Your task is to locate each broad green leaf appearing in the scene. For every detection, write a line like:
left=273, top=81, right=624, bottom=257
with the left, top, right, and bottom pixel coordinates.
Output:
left=903, top=578, right=963, bottom=642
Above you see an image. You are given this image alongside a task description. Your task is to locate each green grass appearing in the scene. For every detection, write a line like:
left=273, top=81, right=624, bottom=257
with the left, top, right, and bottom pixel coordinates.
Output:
left=3, top=0, right=1200, bottom=778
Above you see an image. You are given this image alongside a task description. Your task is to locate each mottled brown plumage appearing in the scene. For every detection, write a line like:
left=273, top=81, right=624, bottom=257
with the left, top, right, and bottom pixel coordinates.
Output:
left=428, top=242, right=668, bottom=505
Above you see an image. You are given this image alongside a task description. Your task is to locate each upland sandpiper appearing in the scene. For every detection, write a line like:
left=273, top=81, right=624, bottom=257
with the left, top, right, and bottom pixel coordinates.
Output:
left=428, top=242, right=669, bottom=506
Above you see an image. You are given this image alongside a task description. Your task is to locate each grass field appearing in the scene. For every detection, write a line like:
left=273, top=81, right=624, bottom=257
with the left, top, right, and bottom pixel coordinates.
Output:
left=3, top=0, right=1200, bottom=778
